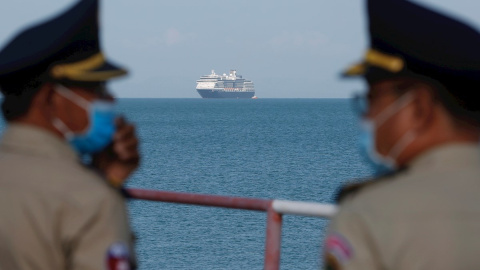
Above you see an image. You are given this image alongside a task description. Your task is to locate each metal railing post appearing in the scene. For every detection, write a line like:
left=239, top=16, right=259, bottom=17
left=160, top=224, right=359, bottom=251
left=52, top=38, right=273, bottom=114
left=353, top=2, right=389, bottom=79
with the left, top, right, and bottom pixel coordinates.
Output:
left=264, top=206, right=283, bottom=270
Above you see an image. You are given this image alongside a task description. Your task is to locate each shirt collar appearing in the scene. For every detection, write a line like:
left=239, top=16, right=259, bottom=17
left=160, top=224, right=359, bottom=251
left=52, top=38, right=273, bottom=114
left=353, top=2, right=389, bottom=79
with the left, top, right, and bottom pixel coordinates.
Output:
left=0, top=123, right=79, bottom=161
left=408, top=142, right=480, bottom=172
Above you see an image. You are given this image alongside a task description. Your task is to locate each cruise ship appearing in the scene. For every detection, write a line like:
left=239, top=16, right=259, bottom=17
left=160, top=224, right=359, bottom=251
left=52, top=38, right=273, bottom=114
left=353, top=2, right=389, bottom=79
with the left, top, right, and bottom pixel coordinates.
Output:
left=196, top=70, right=256, bottom=99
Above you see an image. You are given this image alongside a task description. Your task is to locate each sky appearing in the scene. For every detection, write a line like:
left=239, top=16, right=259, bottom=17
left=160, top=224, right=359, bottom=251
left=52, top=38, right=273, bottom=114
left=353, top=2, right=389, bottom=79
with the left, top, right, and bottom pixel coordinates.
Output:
left=1, top=0, right=480, bottom=98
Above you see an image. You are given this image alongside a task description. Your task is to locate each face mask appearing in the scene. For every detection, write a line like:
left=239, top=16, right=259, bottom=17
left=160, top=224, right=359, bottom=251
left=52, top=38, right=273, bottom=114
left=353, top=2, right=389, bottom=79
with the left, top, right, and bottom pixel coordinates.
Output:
left=359, top=92, right=417, bottom=175
left=52, top=85, right=116, bottom=156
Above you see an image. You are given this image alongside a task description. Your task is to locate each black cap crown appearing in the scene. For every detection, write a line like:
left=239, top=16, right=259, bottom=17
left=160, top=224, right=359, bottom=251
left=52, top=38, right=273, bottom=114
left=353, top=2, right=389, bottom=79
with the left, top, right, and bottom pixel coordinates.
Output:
left=343, top=0, right=480, bottom=88
left=0, top=0, right=127, bottom=84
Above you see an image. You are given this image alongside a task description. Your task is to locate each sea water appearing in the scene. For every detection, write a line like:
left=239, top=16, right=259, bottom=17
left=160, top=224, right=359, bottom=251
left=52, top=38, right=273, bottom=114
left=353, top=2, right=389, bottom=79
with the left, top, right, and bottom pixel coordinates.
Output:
left=0, top=98, right=373, bottom=269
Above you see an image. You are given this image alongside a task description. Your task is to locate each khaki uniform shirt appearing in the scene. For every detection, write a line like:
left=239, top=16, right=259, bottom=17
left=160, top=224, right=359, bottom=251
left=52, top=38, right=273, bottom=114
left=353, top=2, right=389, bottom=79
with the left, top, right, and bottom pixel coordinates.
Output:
left=325, top=143, right=480, bottom=270
left=0, top=124, right=135, bottom=270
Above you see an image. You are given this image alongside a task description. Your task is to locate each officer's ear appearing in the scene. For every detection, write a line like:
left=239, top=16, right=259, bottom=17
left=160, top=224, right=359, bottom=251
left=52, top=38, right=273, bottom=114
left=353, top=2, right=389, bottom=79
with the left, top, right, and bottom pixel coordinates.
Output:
left=14, top=82, right=58, bottom=124
left=32, top=82, right=55, bottom=106
left=410, top=83, right=436, bottom=130
left=31, top=82, right=62, bottom=118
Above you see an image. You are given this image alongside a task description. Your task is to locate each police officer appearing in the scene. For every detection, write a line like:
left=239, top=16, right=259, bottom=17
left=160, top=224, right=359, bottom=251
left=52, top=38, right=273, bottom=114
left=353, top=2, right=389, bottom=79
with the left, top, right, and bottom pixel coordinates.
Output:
left=324, top=0, right=480, bottom=269
left=0, top=0, right=138, bottom=269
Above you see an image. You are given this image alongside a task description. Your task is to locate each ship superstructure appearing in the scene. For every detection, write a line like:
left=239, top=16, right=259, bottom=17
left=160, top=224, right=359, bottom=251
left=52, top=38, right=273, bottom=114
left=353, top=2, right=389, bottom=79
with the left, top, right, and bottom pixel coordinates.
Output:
left=196, top=70, right=255, bottom=98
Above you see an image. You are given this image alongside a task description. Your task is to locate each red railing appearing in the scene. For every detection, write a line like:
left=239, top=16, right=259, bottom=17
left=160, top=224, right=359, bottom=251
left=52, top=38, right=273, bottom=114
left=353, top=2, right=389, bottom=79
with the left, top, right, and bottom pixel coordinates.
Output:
left=127, top=188, right=336, bottom=270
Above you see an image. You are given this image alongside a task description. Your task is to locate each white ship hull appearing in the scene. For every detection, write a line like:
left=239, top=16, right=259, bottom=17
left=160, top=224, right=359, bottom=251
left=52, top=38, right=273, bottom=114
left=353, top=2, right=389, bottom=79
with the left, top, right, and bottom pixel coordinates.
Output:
left=196, top=89, right=255, bottom=99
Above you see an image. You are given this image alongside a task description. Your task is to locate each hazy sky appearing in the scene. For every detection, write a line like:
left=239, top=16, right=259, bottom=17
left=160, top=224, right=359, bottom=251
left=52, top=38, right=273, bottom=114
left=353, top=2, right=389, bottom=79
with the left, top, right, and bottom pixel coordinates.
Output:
left=1, top=0, right=480, bottom=98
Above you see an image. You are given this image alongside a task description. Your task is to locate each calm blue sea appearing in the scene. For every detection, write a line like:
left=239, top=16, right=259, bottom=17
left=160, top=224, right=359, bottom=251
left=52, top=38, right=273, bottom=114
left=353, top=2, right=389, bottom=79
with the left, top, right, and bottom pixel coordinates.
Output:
left=0, top=98, right=373, bottom=269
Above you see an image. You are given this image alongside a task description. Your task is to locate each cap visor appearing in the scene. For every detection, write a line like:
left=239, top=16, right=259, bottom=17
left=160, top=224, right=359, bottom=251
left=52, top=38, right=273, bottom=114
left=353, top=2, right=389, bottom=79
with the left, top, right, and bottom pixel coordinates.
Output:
left=342, top=62, right=367, bottom=77
left=50, top=53, right=128, bottom=82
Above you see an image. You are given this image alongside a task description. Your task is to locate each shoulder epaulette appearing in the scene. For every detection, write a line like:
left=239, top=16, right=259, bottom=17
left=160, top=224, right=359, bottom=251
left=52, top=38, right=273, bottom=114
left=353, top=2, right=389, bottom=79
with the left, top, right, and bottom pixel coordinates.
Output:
left=121, top=188, right=132, bottom=198
left=334, top=168, right=406, bottom=203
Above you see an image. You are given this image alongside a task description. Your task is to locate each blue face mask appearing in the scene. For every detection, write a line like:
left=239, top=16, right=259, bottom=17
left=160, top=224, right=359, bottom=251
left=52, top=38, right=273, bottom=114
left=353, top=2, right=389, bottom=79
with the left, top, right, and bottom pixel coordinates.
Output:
left=359, top=120, right=396, bottom=175
left=52, top=85, right=116, bottom=156
left=359, top=92, right=417, bottom=176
